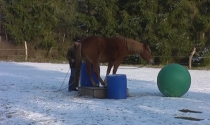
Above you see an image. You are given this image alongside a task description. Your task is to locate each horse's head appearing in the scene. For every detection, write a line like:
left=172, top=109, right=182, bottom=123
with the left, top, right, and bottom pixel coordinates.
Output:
left=140, top=44, right=154, bottom=64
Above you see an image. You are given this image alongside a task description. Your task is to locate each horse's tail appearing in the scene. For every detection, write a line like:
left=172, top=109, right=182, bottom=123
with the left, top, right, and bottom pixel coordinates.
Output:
left=75, top=42, right=82, bottom=87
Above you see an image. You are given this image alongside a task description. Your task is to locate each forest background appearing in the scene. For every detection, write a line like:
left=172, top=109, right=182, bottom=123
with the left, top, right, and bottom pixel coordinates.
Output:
left=0, top=0, right=210, bottom=67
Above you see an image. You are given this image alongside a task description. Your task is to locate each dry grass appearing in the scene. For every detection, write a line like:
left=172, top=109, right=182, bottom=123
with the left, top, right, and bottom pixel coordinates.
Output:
left=0, top=39, right=72, bottom=63
left=0, top=41, right=25, bottom=61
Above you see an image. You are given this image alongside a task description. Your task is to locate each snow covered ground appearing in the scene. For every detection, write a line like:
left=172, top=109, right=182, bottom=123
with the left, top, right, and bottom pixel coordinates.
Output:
left=0, top=62, right=209, bottom=125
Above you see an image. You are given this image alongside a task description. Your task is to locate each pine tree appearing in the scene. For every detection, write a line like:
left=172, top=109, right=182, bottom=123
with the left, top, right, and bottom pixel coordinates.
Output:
left=2, top=0, right=76, bottom=48
left=76, top=0, right=119, bottom=36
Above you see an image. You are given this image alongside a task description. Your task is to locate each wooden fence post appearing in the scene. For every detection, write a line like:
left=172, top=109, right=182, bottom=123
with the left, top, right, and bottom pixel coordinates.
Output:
left=25, top=41, right=28, bottom=61
left=189, top=47, right=196, bottom=69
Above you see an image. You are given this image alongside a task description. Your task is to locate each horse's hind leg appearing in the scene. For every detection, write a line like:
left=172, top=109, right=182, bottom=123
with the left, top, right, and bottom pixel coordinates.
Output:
left=91, top=61, right=107, bottom=87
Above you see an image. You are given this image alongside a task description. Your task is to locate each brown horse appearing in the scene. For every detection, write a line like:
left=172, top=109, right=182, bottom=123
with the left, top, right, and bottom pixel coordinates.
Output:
left=75, top=36, right=154, bottom=87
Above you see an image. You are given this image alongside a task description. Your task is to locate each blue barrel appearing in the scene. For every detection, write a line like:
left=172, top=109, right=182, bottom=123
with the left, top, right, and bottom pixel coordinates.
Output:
left=80, top=62, right=100, bottom=87
left=107, top=74, right=127, bottom=99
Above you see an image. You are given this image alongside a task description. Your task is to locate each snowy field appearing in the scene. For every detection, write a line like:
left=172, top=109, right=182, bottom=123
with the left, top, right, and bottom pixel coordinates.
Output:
left=0, top=62, right=210, bottom=125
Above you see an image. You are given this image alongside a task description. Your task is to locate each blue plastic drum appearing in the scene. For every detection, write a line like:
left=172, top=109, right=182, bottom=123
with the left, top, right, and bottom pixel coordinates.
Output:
left=80, top=62, right=99, bottom=87
left=107, top=74, right=127, bottom=99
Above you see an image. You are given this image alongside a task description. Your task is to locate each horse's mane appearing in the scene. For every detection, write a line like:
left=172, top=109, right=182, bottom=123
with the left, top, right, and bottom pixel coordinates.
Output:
left=117, top=36, right=143, bottom=53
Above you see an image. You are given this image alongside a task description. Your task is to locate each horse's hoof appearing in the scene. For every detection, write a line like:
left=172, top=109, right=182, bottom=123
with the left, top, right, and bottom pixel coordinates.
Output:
left=94, top=84, right=99, bottom=87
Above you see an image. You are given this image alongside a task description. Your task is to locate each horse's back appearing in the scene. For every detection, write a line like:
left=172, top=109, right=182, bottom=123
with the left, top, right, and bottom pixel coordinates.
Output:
left=81, top=36, right=107, bottom=54
left=81, top=36, right=128, bottom=62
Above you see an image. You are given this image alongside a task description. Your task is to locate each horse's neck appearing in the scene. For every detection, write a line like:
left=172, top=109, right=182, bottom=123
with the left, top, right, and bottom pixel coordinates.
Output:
left=123, top=39, right=143, bottom=54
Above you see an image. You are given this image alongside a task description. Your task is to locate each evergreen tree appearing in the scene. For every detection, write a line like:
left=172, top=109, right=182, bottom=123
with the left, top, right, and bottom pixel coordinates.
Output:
left=1, top=0, right=210, bottom=64
left=154, top=0, right=194, bottom=64
left=76, top=0, right=119, bottom=36
left=190, top=0, right=210, bottom=65
left=1, top=0, right=77, bottom=49
left=54, top=0, right=78, bottom=42
left=118, top=0, right=159, bottom=41
left=118, top=0, right=196, bottom=64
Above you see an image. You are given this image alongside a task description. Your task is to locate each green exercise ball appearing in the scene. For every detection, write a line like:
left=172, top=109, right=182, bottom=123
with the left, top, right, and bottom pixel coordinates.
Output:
left=157, top=63, right=191, bottom=97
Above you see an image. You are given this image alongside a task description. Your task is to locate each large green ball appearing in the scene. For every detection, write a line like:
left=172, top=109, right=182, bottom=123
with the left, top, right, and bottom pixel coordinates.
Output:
left=157, top=63, right=191, bottom=97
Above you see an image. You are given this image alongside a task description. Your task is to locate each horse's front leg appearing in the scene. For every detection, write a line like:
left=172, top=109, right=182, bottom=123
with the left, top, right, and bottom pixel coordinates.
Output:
left=104, top=61, right=114, bottom=83
left=91, top=61, right=107, bottom=87
left=85, top=61, right=99, bottom=87
left=113, top=58, right=124, bottom=74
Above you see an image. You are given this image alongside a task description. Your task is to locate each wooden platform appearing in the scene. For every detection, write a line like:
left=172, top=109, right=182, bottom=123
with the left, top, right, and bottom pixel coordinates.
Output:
left=78, top=87, right=129, bottom=99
